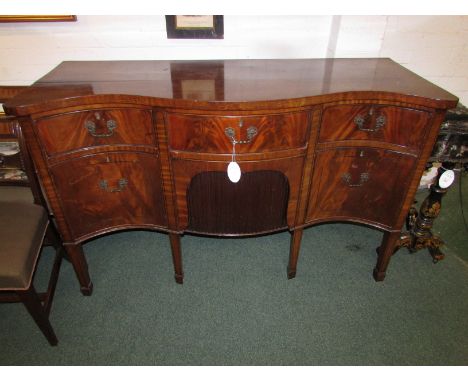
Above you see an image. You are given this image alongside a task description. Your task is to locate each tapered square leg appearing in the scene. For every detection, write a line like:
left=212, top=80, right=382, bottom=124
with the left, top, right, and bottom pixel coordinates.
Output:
left=169, top=233, right=184, bottom=284
left=64, top=244, right=93, bottom=295
left=373, top=231, right=401, bottom=282
left=288, top=229, right=304, bottom=279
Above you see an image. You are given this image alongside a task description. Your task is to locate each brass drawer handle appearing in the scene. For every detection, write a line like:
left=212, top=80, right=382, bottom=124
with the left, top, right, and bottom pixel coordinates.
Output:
left=354, top=108, right=386, bottom=132
left=85, top=114, right=117, bottom=138
left=341, top=172, right=370, bottom=187
left=99, top=178, right=128, bottom=193
left=225, top=121, right=258, bottom=144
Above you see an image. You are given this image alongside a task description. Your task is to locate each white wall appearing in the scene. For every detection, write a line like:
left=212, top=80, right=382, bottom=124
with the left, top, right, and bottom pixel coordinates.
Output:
left=1, top=15, right=467, bottom=105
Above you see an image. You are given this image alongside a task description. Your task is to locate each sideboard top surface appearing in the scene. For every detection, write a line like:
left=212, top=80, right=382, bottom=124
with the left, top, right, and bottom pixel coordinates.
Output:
left=5, top=58, right=459, bottom=114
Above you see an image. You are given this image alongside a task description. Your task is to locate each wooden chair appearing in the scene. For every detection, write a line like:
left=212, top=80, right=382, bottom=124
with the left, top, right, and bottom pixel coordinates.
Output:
left=0, top=201, right=64, bottom=345
left=0, top=86, right=64, bottom=345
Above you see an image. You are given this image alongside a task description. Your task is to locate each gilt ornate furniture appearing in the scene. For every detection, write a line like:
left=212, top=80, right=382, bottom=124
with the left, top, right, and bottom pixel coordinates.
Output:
left=400, top=104, right=468, bottom=262
left=4, top=59, right=458, bottom=295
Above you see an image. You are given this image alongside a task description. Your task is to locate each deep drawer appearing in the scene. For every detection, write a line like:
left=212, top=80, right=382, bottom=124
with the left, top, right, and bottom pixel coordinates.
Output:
left=306, top=147, right=416, bottom=228
left=319, top=104, right=432, bottom=150
left=35, top=108, right=155, bottom=155
left=49, top=152, right=167, bottom=239
left=166, top=111, right=309, bottom=154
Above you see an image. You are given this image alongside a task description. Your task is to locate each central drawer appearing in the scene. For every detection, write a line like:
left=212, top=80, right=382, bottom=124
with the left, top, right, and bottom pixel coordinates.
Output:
left=166, top=112, right=309, bottom=154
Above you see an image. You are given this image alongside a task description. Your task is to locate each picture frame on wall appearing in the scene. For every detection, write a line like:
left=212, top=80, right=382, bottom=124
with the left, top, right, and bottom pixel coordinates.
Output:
left=0, top=15, right=77, bottom=22
left=166, top=15, right=224, bottom=39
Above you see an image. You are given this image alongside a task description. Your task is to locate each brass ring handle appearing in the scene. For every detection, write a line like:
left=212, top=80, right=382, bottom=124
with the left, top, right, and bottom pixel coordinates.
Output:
left=225, top=125, right=258, bottom=144
left=341, top=172, right=370, bottom=187
left=99, top=178, right=128, bottom=193
left=354, top=111, right=386, bottom=132
left=85, top=119, right=117, bottom=138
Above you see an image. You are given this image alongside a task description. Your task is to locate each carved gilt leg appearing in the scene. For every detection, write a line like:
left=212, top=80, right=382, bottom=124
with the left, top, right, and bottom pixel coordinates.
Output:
left=398, top=164, right=452, bottom=263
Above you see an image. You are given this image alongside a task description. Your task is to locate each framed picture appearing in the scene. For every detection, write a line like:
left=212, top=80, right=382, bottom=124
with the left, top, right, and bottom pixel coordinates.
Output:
left=0, top=15, right=76, bottom=23
left=166, top=15, right=224, bottom=39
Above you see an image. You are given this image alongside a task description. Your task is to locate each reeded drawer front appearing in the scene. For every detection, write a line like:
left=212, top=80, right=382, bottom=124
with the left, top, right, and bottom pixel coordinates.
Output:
left=50, top=152, right=167, bottom=239
left=35, top=108, right=155, bottom=155
left=306, top=147, right=416, bottom=228
left=166, top=112, right=309, bottom=154
left=319, top=104, right=431, bottom=150
left=187, top=170, right=289, bottom=235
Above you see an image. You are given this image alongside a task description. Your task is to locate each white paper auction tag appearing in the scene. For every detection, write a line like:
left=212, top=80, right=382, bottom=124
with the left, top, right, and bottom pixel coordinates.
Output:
left=227, top=139, right=241, bottom=183
left=227, top=161, right=241, bottom=183
left=438, top=169, right=455, bottom=188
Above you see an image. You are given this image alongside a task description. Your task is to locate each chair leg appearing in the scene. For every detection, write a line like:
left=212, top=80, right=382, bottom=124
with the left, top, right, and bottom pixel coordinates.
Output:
left=16, top=286, right=58, bottom=346
left=43, top=228, right=64, bottom=317
left=43, top=250, right=63, bottom=317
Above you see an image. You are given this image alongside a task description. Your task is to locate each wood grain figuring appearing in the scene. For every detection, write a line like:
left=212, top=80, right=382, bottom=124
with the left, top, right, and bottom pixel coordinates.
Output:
left=320, top=104, right=432, bottom=150
left=307, top=148, right=416, bottom=228
left=50, top=152, right=166, bottom=240
left=166, top=112, right=308, bottom=154
left=35, top=108, right=155, bottom=156
left=3, top=59, right=459, bottom=289
left=154, top=110, right=181, bottom=232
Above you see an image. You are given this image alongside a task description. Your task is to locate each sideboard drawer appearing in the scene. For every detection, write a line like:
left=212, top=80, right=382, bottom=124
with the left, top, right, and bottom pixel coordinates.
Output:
left=49, top=152, right=167, bottom=239
left=35, top=108, right=155, bottom=155
left=166, top=111, right=309, bottom=154
left=319, top=104, right=431, bottom=150
left=306, top=147, right=416, bottom=228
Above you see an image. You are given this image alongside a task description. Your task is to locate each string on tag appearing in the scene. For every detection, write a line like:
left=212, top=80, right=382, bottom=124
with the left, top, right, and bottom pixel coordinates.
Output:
left=232, top=140, right=236, bottom=162
left=227, top=136, right=241, bottom=183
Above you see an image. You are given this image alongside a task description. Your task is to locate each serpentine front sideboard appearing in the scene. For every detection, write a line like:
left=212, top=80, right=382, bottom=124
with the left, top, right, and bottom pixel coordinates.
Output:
left=4, top=59, right=458, bottom=295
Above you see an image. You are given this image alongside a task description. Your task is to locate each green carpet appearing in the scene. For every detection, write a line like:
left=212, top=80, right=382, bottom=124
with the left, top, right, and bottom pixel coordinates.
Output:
left=1, top=174, right=467, bottom=365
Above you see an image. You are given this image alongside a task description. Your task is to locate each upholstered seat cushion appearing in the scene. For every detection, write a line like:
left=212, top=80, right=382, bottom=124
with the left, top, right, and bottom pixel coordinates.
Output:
left=0, top=186, right=34, bottom=204
left=0, top=201, right=48, bottom=290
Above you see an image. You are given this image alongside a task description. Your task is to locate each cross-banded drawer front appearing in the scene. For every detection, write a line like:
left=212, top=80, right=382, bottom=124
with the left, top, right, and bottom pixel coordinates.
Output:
left=35, top=108, right=155, bottom=156
left=306, top=147, right=416, bottom=228
left=49, top=152, right=167, bottom=239
left=319, top=104, right=431, bottom=150
left=166, top=112, right=309, bottom=154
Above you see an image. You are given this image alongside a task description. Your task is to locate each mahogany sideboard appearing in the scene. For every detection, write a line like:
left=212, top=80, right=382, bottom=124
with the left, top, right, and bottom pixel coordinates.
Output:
left=4, top=59, right=458, bottom=295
